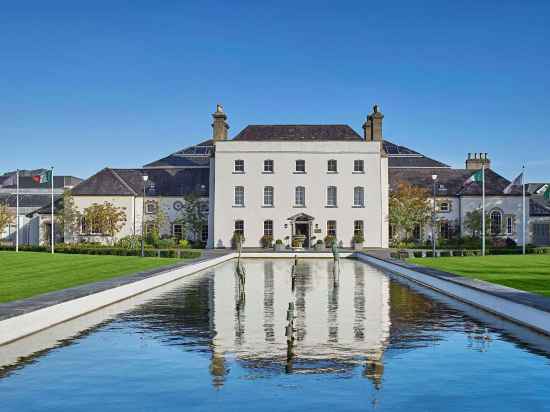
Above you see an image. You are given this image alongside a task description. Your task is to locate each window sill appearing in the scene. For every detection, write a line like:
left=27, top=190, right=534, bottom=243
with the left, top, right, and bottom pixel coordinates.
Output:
left=262, top=171, right=274, bottom=174
left=352, top=205, right=365, bottom=208
left=325, top=205, right=338, bottom=208
left=232, top=205, right=245, bottom=208
left=293, top=205, right=306, bottom=208
left=232, top=171, right=245, bottom=174
left=327, top=171, right=338, bottom=174
left=352, top=171, right=365, bottom=174
left=293, top=171, right=306, bottom=174
left=262, top=205, right=274, bottom=208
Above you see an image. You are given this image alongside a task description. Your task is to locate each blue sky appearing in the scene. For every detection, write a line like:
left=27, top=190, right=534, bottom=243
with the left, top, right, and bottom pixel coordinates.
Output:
left=2, top=1, right=549, bottom=181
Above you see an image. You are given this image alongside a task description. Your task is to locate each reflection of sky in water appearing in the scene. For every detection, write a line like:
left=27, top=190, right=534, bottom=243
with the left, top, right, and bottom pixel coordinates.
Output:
left=1, top=259, right=550, bottom=411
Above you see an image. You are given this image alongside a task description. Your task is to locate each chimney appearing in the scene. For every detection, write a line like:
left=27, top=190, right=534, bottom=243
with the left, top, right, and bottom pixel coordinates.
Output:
left=212, top=104, right=229, bottom=141
left=465, top=152, right=491, bottom=170
left=363, top=104, right=384, bottom=141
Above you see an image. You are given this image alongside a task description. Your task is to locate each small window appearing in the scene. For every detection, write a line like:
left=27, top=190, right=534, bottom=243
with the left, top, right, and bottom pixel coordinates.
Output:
left=439, top=202, right=450, bottom=212
left=327, top=220, right=337, bottom=237
left=201, top=225, right=209, bottom=243
left=506, top=216, right=514, bottom=235
left=234, top=220, right=244, bottom=236
left=354, top=160, right=364, bottom=173
left=354, top=220, right=364, bottom=236
left=490, top=210, right=502, bottom=235
left=295, top=160, right=306, bottom=173
left=263, top=186, right=274, bottom=206
left=295, top=186, right=305, bottom=207
left=353, top=187, right=365, bottom=207
left=327, top=186, right=337, bottom=207
left=145, top=201, right=157, bottom=214
left=264, top=159, right=274, bottom=173
left=234, top=159, right=245, bottom=173
left=234, top=186, right=245, bottom=206
left=327, top=159, right=337, bottom=173
left=264, top=220, right=273, bottom=237
left=173, top=224, right=183, bottom=241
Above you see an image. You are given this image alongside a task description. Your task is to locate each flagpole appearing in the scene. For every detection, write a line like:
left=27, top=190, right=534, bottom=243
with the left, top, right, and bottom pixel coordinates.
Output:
left=481, top=164, right=486, bottom=256
left=16, top=169, right=19, bottom=253
left=51, top=166, right=54, bottom=254
left=522, top=165, right=526, bottom=255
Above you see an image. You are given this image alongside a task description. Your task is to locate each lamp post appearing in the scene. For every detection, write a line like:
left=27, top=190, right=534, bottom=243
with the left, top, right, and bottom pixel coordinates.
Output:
left=431, top=174, right=438, bottom=258
left=141, top=174, right=149, bottom=257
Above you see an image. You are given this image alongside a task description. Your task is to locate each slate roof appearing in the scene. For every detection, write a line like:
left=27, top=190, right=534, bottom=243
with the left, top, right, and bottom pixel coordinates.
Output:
left=0, top=193, right=62, bottom=208
left=530, top=198, right=550, bottom=216
left=143, top=139, right=213, bottom=168
left=389, top=168, right=523, bottom=196
left=72, top=168, right=209, bottom=197
left=232, top=125, right=363, bottom=141
left=0, top=175, right=82, bottom=189
left=382, top=140, right=450, bottom=168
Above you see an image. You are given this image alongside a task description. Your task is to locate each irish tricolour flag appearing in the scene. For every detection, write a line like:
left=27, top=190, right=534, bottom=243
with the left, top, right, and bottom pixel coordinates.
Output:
left=32, top=170, right=52, bottom=184
left=464, top=169, right=483, bottom=185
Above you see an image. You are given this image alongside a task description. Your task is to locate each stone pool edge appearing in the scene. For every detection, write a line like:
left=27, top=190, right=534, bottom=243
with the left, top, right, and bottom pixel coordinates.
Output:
left=356, top=251, right=550, bottom=336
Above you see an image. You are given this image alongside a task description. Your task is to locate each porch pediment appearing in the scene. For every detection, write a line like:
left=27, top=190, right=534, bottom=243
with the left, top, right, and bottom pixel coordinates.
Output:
left=287, top=212, right=314, bottom=222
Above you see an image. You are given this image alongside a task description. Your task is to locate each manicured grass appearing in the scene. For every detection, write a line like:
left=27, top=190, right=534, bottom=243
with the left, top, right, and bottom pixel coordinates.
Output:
left=0, top=251, right=185, bottom=303
left=408, top=255, right=550, bottom=297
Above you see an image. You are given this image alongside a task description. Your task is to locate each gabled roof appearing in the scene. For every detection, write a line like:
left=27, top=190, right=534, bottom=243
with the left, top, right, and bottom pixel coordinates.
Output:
left=389, top=168, right=522, bottom=196
left=233, top=125, right=363, bottom=141
left=143, top=139, right=213, bottom=168
left=382, top=140, right=450, bottom=168
left=71, top=168, right=209, bottom=197
left=0, top=193, right=62, bottom=209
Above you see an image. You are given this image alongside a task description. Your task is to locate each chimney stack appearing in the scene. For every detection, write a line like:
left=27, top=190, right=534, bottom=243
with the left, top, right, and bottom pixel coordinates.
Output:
left=212, top=104, right=229, bottom=141
left=362, top=104, right=384, bottom=141
left=465, top=152, right=491, bottom=170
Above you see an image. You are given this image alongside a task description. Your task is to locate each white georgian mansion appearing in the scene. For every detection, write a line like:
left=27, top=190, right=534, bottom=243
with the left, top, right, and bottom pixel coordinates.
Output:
left=24, top=104, right=550, bottom=248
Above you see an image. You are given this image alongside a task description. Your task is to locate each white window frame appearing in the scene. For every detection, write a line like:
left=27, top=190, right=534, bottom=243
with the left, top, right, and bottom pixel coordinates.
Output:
left=295, top=159, right=306, bottom=173
left=490, top=210, right=502, bottom=235
left=234, top=186, right=245, bottom=207
left=353, top=186, right=365, bottom=207
left=327, top=186, right=337, bottom=207
left=506, top=216, right=514, bottom=235
left=145, top=201, right=157, bottom=214
left=327, top=220, right=337, bottom=237
left=264, top=159, right=274, bottom=173
left=172, top=223, right=184, bottom=240
left=354, top=220, right=364, bottom=236
left=234, top=220, right=244, bottom=236
left=295, top=186, right=306, bottom=207
left=327, top=159, right=337, bottom=173
left=263, top=186, right=274, bottom=207
left=439, top=202, right=450, bottom=212
left=264, top=220, right=273, bottom=237
left=353, top=159, right=364, bottom=173
left=234, top=159, right=245, bottom=173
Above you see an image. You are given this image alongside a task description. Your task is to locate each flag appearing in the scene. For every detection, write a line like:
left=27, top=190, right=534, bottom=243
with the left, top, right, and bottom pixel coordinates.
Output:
left=503, top=172, right=523, bottom=194
left=464, top=170, right=483, bottom=185
left=32, top=170, right=52, bottom=184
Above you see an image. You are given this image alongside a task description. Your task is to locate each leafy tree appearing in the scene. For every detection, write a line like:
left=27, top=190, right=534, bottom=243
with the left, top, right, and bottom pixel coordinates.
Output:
left=389, top=181, right=431, bottom=241
left=56, top=190, right=81, bottom=241
left=0, top=202, right=14, bottom=235
left=82, top=202, right=127, bottom=243
left=176, top=193, right=207, bottom=243
left=464, top=208, right=491, bottom=238
left=145, top=200, right=167, bottom=246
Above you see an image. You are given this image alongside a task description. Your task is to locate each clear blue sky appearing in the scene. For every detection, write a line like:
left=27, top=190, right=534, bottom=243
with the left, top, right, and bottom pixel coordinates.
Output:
left=2, top=1, right=549, bottom=181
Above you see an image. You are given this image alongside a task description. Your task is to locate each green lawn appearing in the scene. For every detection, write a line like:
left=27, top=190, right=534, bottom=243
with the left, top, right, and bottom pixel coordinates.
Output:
left=408, top=255, right=550, bottom=297
left=0, top=251, right=185, bottom=303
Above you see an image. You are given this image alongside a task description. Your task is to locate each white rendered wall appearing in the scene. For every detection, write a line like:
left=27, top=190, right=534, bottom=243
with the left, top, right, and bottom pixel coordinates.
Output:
left=212, top=140, right=388, bottom=248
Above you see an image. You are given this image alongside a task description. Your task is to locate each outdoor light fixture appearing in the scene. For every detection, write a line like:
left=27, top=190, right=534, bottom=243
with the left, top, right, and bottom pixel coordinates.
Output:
left=431, top=174, right=438, bottom=258
left=141, top=174, right=149, bottom=257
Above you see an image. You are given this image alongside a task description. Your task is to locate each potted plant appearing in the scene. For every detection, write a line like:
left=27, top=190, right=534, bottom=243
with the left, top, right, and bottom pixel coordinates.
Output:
left=314, top=239, right=325, bottom=251
left=324, top=235, right=336, bottom=248
left=352, top=232, right=364, bottom=250
left=274, top=239, right=284, bottom=252
left=292, top=235, right=305, bottom=249
left=261, top=234, right=273, bottom=248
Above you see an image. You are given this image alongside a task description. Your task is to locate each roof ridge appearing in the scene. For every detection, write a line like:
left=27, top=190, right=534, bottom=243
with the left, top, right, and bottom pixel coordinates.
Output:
left=107, top=168, right=138, bottom=196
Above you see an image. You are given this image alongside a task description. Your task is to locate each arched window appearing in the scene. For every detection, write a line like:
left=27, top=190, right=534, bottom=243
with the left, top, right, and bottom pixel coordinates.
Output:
left=490, top=210, right=502, bottom=235
left=327, top=186, right=337, bottom=207
left=295, top=186, right=305, bottom=206
left=234, top=186, right=245, bottom=206
left=327, top=159, right=337, bottom=173
left=263, top=186, right=274, bottom=206
left=353, top=187, right=365, bottom=207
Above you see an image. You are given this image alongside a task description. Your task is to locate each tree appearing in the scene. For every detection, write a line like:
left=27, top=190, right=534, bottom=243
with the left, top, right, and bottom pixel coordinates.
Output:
left=464, top=208, right=490, bottom=238
left=389, top=181, right=431, bottom=242
left=82, top=202, right=127, bottom=243
left=56, top=190, right=81, bottom=241
left=0, top=202, right=14, bottom=236
left=145, top=200, right=167, bottom=245
left=177, top=193, right=207, bottom=243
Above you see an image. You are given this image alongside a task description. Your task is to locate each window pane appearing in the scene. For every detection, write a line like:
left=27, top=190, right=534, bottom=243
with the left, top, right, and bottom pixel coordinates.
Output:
left=234, top=186, right=244, bottom=205
left=295, top=186, right=305, bottom=206
left=234, top=220, right=244, bottom=235
left=328, top=159, right=337, bottom=172
left=264, top=160, right=274, bottom=173
left=490, top=211, right=502, bottom=235
left=264, top=186, right=274, bottom=206
left=327, top=186, right=337, bottom=206
left=295, top=160, right=305, bottom=172
left=327, top=220, right=337, bottom=237
left=354, top=160, right=364, bottom=172
left=354, top=187, right=364, bottom=207
left=234, top=160, right=245, bottom=172
left=264, top=220, right=273, bottom=236
left=354, top=220, right=364, bottom=235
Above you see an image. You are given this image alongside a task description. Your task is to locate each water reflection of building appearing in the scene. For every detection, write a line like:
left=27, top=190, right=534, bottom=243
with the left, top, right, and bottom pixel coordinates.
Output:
left=210, top=259, right=391, bottom=387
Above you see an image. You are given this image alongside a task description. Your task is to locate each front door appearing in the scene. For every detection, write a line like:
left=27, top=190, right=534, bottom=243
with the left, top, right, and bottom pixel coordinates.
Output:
left=295, top=223, right=310, bottom=247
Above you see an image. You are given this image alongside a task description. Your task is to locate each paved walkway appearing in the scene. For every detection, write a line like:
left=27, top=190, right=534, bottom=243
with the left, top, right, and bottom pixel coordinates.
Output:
left=0, top=249, right=232, bottom=321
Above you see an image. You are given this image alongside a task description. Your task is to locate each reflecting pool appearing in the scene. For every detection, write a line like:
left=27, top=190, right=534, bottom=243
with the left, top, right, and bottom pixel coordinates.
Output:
left=1, top=258, right=550, bottom=411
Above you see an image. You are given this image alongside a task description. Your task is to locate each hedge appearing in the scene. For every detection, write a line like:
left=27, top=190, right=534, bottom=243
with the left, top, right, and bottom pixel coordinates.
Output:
left=0, top=244, right=201, bottom=259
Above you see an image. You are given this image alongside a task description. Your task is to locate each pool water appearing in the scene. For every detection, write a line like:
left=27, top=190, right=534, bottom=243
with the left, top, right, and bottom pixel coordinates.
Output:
left=1, top=258, right=550, bottom=411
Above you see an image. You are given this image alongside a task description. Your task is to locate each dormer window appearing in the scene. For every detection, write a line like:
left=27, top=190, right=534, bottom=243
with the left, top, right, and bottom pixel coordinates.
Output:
left=234, top=159, right=245, bottom=173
